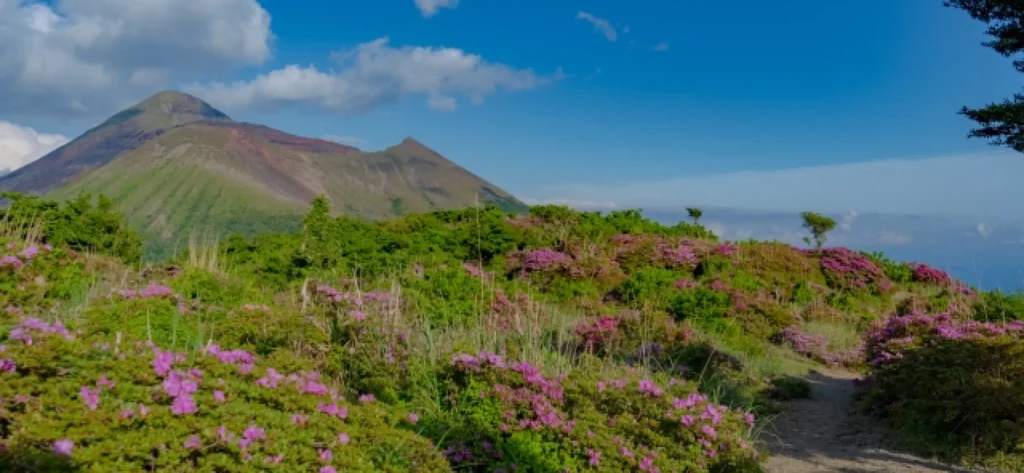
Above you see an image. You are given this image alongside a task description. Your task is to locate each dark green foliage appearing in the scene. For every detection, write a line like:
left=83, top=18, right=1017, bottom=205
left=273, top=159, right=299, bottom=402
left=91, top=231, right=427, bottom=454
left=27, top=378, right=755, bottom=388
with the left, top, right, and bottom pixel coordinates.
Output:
left=686, top=207, right=703, bottom=224
left=860, top=336, right=1024, bottom=464
left=865, top=251, right=913, bottom=283
left=945, top=0, right=1024, bottom=152
left=799, top=211, right=836, bottom=250
left=667, top=287, right=732, bottom=323
left=613, top=267, right=680, bottom=307
left=973, top=289, right=1024, bottom=322
left=0, top=192, right=143, bottom=264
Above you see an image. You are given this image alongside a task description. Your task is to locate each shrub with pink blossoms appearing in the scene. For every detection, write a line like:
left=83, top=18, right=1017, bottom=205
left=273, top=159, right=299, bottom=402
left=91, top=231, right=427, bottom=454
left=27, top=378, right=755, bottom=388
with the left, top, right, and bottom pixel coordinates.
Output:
left=0, top=319, right=448, bottom=472
left=908, top=262, right=952, bottom=286
left=815, top=248, right=891, bottom=294
left=856, top=312, right=1024, bottom=465
left=426, top=351, right=762, bottom=473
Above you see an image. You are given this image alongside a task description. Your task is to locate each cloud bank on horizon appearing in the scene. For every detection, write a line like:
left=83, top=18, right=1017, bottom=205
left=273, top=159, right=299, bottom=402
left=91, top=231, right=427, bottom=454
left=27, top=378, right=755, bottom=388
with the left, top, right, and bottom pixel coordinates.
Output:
left=535, top=151, right=1024, bottom=222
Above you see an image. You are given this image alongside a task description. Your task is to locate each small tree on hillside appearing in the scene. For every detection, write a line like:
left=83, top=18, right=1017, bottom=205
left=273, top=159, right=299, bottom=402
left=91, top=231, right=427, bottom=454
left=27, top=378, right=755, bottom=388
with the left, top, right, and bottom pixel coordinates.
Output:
left=800, top=211, right=836, bottom=251
left=945, top=0, right=1024, bottom=152
left=686, top=207, right=703, bottom=225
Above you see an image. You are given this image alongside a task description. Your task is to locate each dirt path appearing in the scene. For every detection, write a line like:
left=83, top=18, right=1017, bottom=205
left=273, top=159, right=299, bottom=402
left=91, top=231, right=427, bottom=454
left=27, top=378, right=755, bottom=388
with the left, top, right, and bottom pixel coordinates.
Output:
left=759, top=369, right=974, bottom=473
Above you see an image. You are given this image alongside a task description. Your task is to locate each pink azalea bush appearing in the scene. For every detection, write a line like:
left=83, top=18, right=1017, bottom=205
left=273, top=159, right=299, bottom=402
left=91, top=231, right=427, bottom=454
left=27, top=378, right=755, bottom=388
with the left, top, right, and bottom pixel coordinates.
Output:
left=814, top=248, right=891, bottom=294
left=908, top=263, right=952, bottom=286
left=427, top=351, right=762, bottom=473
left=0, top=313, right=447, bottom=472
left=856, top=312, right=1024, bottom=464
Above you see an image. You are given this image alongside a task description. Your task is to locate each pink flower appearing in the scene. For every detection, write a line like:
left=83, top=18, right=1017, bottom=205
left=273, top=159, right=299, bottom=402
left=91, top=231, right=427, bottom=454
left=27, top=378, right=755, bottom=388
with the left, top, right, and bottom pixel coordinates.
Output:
left=243, top=425, right=266, bottom=442
left=184, top=435, right=201, bottom=450
left=97, top=375, right=115, bottom=389
left=80, top=386, right=100, bottom=410
left=0, top=359, right=15, bottom=374
left=291, top=413, right=308, bottom=425
left=213, top=390, right=226, bottom=403
left=358, top=393, right=375, bottom=403
left=138, top=404, right=150, bottom=418
left=53, top=439, right=74, bottom=457
left=408, top=413, right=419, bottom=424
left=171, top=394, right=197, bottom=415
left=119, top=408, right=134, bottom=419
left=318, top=449, right=333, bottom=461
left=265, top=454, right=284, bottom=464
left=217, top=426, right=234, bottom=443
left=163, top=371, right=198, bottom=397
left=320, top=468, right=338, bottom=473
left=152, top=350, right=174, bottom=377
left=337, top=433, right=350, bottom=445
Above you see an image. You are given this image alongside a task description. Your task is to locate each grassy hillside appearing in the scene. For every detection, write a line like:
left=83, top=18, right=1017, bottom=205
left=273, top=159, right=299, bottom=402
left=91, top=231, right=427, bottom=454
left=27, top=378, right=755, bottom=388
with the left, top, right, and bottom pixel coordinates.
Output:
left=1, top=199, right=1021, bottom=472
left=47, top=121, right=526, bottom=260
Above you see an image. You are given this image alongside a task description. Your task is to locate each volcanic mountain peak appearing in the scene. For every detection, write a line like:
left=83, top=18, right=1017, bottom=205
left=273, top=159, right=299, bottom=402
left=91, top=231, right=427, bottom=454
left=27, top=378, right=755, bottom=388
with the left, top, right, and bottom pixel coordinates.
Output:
left=0, top=90, right=232, bottom=195
left=95, top=90, right=233, bottom=133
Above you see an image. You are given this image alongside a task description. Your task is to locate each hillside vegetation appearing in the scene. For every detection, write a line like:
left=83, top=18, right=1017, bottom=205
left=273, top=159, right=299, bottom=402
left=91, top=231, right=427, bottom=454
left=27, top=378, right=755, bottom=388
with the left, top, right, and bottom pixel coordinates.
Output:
left=1, top=91, right=527, bottom=260
left=1, top=194, right=1022, bottom=472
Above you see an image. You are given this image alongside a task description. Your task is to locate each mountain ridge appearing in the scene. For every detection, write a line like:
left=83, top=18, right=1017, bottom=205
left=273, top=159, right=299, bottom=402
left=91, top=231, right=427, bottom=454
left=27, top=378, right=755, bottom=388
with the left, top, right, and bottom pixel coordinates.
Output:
left=15, top=90, right=526, bottom=258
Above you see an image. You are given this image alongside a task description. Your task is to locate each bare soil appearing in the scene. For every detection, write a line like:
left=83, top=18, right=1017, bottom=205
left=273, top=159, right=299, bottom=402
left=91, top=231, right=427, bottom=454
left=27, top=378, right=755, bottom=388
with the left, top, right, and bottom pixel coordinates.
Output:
left=760, top=369, right=975, bottom=473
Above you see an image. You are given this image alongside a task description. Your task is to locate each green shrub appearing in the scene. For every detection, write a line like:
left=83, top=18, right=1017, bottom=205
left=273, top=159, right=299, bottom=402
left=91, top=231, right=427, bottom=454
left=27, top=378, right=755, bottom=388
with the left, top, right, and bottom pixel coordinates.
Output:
left=0, top=317, right=449, bottom=473
left=1, top=192, right=143, bottom=264
left=858, top=313, right=1024, bottom=466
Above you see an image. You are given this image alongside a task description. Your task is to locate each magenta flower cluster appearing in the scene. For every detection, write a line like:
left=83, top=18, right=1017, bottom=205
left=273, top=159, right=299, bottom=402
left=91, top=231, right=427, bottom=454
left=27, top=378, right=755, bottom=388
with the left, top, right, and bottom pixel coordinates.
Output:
left=8, top=317, right=74, bottom=345
left=816, top=248, right=890, bottom=292
left=445, top=351, right=759, bottom=471
left=574, top=316, right=622, bottom=351
left=863, top=312, right=1024, bottom=368
left=909, top=263, right=952, bottom=285
left=0, top=244, right=53, bottom=270
left=519, top=248, right=571, bottom=272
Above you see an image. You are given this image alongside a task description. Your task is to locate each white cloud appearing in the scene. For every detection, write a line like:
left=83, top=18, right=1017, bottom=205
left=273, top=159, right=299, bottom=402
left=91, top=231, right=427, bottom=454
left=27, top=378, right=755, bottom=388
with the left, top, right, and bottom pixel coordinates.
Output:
left=187, top=37, right=558, bottom=113
left=543, top=152, right=1024, bottom=221
left=840, top=211, right=859, bottom=230
left=576, top=12, right=618, bottom=42
left=521, top=197, right=618, bottom=210
left=322, top=135, right=368, bottom=147
left=653, top=42, right=669, bottom=52
left=414, top=0, right=458, bottom=17
left=0, top=0, right=273, bottom=118
left=0, top=121, right=69, bottom=173
left=977, top=222, right=993, bottom=238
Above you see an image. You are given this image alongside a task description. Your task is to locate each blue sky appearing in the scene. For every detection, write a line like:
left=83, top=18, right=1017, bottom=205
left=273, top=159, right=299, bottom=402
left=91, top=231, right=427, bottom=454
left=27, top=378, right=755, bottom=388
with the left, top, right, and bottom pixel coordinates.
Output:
left=0, top=0, right=1019, bottom=243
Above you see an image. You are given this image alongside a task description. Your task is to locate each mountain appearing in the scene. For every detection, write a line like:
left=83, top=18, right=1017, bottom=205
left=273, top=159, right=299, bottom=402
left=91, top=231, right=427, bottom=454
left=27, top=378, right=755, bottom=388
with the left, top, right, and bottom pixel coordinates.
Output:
left=0, top=91, right=232, bottom=195
left=19, top=91, right=525, bottom=258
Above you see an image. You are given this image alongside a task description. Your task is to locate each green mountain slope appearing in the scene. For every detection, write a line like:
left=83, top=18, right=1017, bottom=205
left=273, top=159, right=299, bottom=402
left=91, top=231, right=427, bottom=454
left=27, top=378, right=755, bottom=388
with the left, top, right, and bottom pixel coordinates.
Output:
left=47, top=113, right=527, bottom=259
